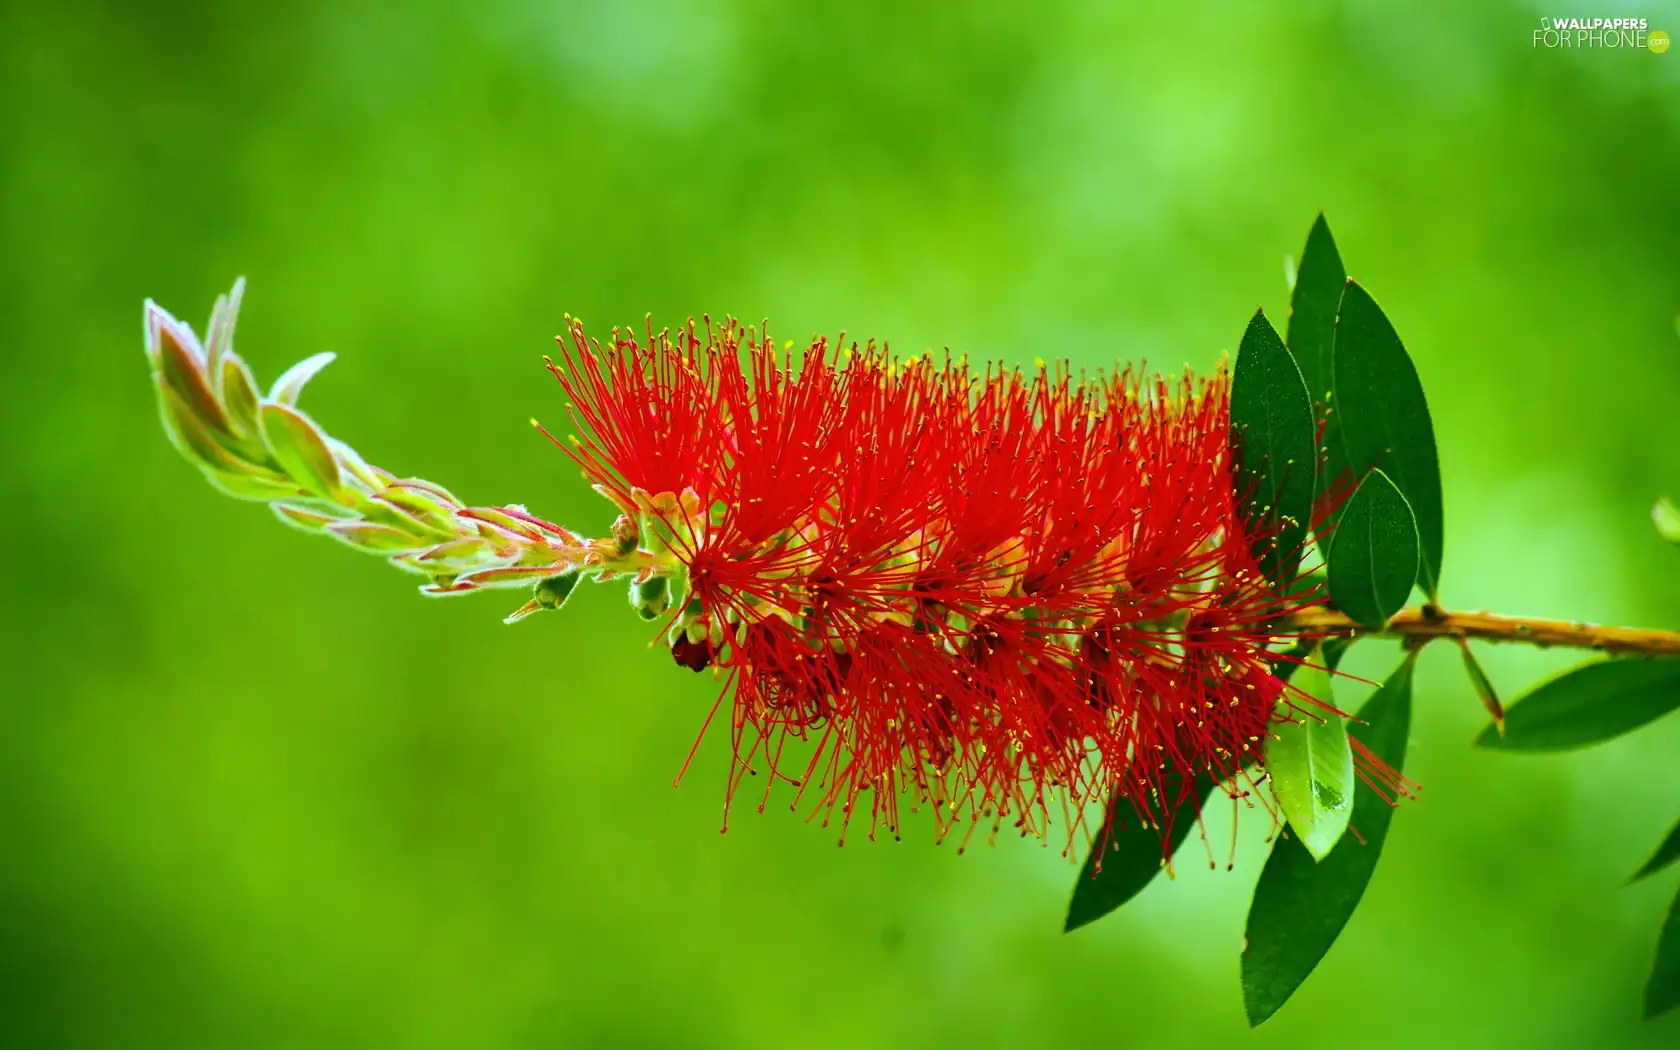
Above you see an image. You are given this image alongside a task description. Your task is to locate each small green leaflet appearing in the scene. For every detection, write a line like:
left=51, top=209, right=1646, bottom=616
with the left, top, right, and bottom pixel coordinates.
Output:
left=1244, top=655, right=1415, bottom=1027
left=261, top=401, right=345, bottom=502
left=1331, top=281, right=1444, bottom=599
left=1264, top=644, right=1354, bottom=862
left=1229, top=310, right=1317, bottom=583
left=1286, top=213, right=1346, bottom=409
left=1474, top=657, right=1680, bottom=752
left=1065, top=775, right=1216, bottom=932
left=1327, top=469, right=1419, bottom=628
left=1632, top=814, right=1680, bottom=883
left=1650, top=886, right=1680, bottom=1019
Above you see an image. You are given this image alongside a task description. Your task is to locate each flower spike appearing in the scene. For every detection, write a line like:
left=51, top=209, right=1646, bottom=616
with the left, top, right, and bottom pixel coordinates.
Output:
left=141, top=281, right=653, bottom=619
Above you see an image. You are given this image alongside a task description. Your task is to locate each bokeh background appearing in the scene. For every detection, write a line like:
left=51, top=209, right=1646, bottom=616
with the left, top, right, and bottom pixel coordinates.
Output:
left=5, top=1, right=1680, bottom=1047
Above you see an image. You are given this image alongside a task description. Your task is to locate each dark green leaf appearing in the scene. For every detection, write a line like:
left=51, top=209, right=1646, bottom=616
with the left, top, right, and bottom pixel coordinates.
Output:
left=1286, top=216, right=1355, bottom=546
left=1331, top=281, right=1444, bottom=598
left=1632, top=815, right=1680, bottom=883
left=1265, top=646, right=1354, bottom=861
left=1327, top=468, right=1418, bottom=628
left=1476, top=658, right=1680, bottom=751
left=1286, top=213, right=1346, bottom=408
left=1230, top=310, right=1318, bottom=582
left=1065, top=775, right=1216, bottom=932
left=1649, top=885, right=1680, bottom=1019
left=1321, top=635, right=1354, bottom=672
left=1244, top=655, right=1415, bottom=1027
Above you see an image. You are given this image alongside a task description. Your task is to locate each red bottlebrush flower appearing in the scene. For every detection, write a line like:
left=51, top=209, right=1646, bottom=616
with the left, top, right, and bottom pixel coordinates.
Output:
left=544, top=316, right=1381, bottom=853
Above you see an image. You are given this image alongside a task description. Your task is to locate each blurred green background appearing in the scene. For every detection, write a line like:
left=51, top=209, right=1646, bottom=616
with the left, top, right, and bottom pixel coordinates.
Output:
left=6, top=1, right=1680, bottom=1046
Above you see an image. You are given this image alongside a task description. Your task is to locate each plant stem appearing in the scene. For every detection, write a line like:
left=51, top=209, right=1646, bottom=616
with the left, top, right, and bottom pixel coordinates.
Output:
left=1285, top=606, right=1680, bottom=658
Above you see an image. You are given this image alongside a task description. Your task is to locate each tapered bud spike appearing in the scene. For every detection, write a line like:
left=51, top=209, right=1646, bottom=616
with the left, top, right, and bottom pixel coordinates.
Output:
left=142, top=282, right=645, bottom=609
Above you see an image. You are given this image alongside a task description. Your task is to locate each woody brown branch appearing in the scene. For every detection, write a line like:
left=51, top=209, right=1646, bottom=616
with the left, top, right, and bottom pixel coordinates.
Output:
left=1285, top=605, right=1680, bottom=658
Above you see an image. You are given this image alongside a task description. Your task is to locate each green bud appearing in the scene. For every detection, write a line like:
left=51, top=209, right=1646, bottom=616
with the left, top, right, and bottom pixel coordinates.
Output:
left=631, top=574, right=670, bottom=620
left=612, top=513, right=640, bottom=554
left=664, top=568, right=688, bottom=613
left=535, top=570, right=583, bottom=610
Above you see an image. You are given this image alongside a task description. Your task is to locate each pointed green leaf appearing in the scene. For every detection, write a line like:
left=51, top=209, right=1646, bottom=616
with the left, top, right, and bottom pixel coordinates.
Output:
left=1065, top=775, right=1217, bottom=932
left=1286, top=216, right=1358, bottom=539
left=325, top=520, right=416, bottom=553
left=218, top=354, right=263, bottom=441
left=1649, top=885, right=1680, bottom=1019
left=376, top=487, right=457, bottom=534
left=204, top=468, right=306, bottom=502
left=1230, top=310, right=1317, bottom=582
left=269, top=351, right=337, bottom=406
left=155, top=382, right=245, bottom=475
left=1332, top=281, right=1443, bottom=598
left=1244, top=655, right=1415, bottom=1026
left=260, top=401, right=344, bottom=502
left=1265, top=645, right=1354, bottom=862
left=151, top=309, right=231, bottom=437
left=390, top=476, right=462, bottom=507
left=327, top=437, right=385, bottom=494
left=1475, top=658, right=1680, bottom=751
left=273, top=503, right=342, bottom=533
left=1286, top=214, right=1346, bottom=408
left=355, top=495, right=450, bottom=541
left=1633, top=815, right=1680, bottom=883
left=155, top=382, right=288, bottom=497
left=1327, top=469, right=1419, bottom=628
left=204, top=277, right=246, bottom=386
